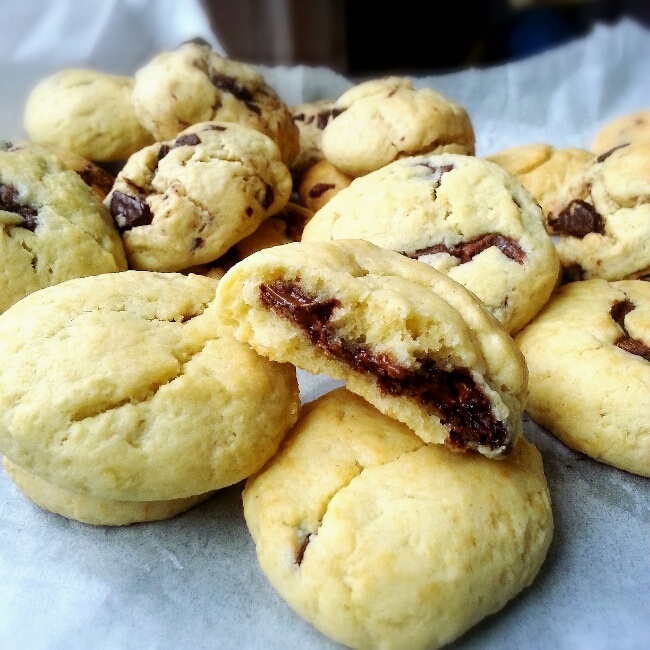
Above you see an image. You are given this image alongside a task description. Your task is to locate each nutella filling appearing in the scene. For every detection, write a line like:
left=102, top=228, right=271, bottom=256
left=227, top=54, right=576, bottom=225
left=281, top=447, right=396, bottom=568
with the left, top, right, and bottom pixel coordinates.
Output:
left=406, top=233, right=525, bottom=265
left=259, top=280, right=510, bottom=453
left=548, top=199, right=604, bottom=238
left=610, top=299, right=650, bottom=362
left=0, top=183, right=38, bottom=231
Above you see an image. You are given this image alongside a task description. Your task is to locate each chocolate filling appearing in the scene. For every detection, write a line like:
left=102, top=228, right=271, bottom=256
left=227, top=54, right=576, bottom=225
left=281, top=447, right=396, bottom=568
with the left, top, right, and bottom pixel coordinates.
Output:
left=610, top=299, right=650, bottom=361
left=308, top=182, right=336, bottom=198
left=259, top=280, right=510, bottom=453
left=548, top=199, right=604, bottom=238
left=406, top=233, right=525, bottom=265
left=0, top=183, right=38, bottom=231
left=110, top=190, right=153, bottom=231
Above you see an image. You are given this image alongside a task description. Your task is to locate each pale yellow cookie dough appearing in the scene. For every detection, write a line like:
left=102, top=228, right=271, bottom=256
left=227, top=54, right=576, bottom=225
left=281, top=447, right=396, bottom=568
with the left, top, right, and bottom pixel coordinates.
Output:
left=23, top=68, right=154, bottom=162
left=591, top=107, right=650, bottom=155
left=244, top=388, right=554, bottom=650
left=0, top=271, right=300, bottom=501
left=215, top=239, right=527, bottom=458
left=515, top=278, right=650, bottom=477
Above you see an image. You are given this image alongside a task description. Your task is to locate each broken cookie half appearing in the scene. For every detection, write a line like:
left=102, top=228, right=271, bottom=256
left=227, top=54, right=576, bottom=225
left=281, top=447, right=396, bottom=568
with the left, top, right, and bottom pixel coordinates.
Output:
left=214, top=239, right=527, bottom=458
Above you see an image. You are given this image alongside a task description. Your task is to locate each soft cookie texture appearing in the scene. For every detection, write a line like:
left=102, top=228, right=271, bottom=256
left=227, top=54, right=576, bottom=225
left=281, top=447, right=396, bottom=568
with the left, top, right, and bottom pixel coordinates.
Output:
left=215, top=239, right=527, bottom=458
left=0, top=271, right=300, bottom=505
left=486, top=143, right=594, bottom=221
left=105, top=121, right=292, bottom=272
left=2, top=457, right=214, bottom=526
left=546, top=141, right=650, bottom=282
left=591, top=107, right=650, bottom=155
left=23, top=69, right=155, bottom=162
left=303, top=153, right=560, bottom=334
left=0, top=142, right=127, bottom=314
left=321, top=76, right=475, bottom=177
left=243, top=388, right=554, bottom=650
left=515, top=279, right=650, bottom=477
left=132, top=39, right=299, bottom=166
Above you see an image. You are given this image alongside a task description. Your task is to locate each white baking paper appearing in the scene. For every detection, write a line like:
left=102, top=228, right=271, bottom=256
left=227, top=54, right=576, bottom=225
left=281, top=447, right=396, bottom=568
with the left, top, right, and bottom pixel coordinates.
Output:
left=0, top=2, right=649, bottom=649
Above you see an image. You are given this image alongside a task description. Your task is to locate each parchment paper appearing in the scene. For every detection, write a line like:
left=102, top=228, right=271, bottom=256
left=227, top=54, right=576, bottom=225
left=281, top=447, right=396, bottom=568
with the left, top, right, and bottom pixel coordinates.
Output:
left=1, top=2, right=648, bottom=649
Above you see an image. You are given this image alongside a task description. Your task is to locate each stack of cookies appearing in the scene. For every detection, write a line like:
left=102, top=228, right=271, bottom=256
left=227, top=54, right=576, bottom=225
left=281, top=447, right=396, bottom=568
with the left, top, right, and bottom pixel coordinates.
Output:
left=0, top=34, right=648, bottom=650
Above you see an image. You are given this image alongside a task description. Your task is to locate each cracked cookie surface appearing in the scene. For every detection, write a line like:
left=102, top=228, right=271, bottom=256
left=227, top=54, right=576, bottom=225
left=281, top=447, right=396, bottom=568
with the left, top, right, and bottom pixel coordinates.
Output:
left=515, top=278, right=650, bottom=477
left=0, top=143, right=127, bottom=314
left=320, top=76, right=475, bottom=177
left=243, top=388, right=553, bottom=650
left=302, top=153, right=560, bottom=334
left=546, top=141, right=650, bottom=281
left=0, top=271, right=300, bottom=501
left=214, top=239, right=527, bottom=458
left=105, top=121, right=292, bottom=272
left=132, top=40, right=299, bottom=166
left=23, top=68, right=154, bottom=162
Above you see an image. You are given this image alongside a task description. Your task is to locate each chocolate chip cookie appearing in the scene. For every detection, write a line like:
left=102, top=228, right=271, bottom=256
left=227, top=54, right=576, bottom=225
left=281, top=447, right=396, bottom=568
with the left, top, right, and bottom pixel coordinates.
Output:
left=515, top=278, right=650, bottom=477
left=214, top=239, right=528, bottom=458
left=131, top=39, right=299, bottom=166
left=105, top=121, right=292, bottom=272
left=243, top=388, right=553, bottom=650
left=591, top=106, right=650, bottom=155
left=302, top=153, right=560, bottom=334
left=297, top=159, right=352, bottom=213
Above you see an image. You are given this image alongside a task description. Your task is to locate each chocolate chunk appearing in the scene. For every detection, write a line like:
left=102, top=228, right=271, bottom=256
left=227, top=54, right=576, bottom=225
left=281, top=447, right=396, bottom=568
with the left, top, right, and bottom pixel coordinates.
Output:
left=407, top=233, right=525, bottom=265
left=174, top=134, right=201, bottom=148
left=548, top=199, right=604, bottom=238
left=295, top=535, right=310, bottom=565
left=610, top=299, right=634, bottom=329
left=596, top=143, right=628, bottom=163
left=201, top=124, right=227, bottom=132
left=110, top=190, right=153, bottom=231
left=157, top=144, right=171, bottom=162
left=417, top=162, right=454, bottom=182
left=615, top=337, right=650, bottom=362
left=292, top=112, right=307, bottom=123
left=260, top=280, right=510, bottom=454
left=308, top=182, right=336, bottom=199
left=208, top=71, right=254, bottom=103
left=244, top=101, right=262, bottom=116
left=316, top=107, right=345, bottom=130
left=191, top=237, right=204, bottom=250
left=0, top=183, right=38, bottom=231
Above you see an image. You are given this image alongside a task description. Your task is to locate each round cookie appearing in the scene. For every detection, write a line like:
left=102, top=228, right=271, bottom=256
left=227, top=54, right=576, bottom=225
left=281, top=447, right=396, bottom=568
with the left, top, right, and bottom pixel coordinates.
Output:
left=321, top=77, right=475, bottom=177
left=23, top=68, right=154, bottom=162
left=0, top=142, right=127, bottom=314
left=186, top=201, right=314, bottom=281
left=2, top=457, right=214, bottom=526
left=515, top=279, right=650, bottom=477
left=297, top=159, right=352, bottom=212
left=486, top=143, right=594, bottom=221
left=243, top=388, right=554, bottom=650
left=302, top=153, right=560, bottom=334
left=214, top=239, right=528, bottom=459
left=2, top=139, right=115, bottom=200
left=0, top=271, right=301, bottom=502
left=591, top=107, right=650, bottom=155
left=545, top=141, right=650, bottom=282
left=132, top=39, right=299, bottom=166
left=290, top=99, right=343, bottom=177
left=105, top=121, right=292, bottom=272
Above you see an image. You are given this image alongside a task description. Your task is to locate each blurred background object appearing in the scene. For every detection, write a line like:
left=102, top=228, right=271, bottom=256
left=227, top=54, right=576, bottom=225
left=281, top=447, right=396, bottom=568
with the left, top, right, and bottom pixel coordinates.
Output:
left=200, top=0, right=650, bottom=74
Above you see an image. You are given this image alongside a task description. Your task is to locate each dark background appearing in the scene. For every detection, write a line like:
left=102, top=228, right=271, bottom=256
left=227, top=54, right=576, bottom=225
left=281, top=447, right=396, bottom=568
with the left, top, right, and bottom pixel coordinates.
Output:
left=201, top=0, right=650, bottom=75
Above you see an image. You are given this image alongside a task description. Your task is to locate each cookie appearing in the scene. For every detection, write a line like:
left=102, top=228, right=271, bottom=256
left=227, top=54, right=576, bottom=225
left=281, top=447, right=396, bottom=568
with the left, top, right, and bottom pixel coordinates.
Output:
left=23, top=68, right=155, bottom=163
left=514, top=279, right=650, bottom=477
left=2, top=139, right=115, bottom=200
left=186, top=201, right=314, bottom=281
left=243, top=388, right=554, bottom=650
left=2, top=456, right=214, bottom=526
left=0, top=142, right=127, bottom=314
left=214, top=239, right=527, bottom=458
left=290, top=99, right=342, bottom=177
left=297, top=159, right=352, bottom=212
left=591, top=107, right=650, bottom=155
left=131, top=39, right=299, bottom=166
left=302, top=153, right=560, bottom=334
left=486, top=143, right=594, bottom=220
left=321, top=76, right=475, bottom=177
left=0, top=271, right=301, bottom=503
left=546, top=141, right=650, bottom=282
left=105, top=121, right=292, bottom=272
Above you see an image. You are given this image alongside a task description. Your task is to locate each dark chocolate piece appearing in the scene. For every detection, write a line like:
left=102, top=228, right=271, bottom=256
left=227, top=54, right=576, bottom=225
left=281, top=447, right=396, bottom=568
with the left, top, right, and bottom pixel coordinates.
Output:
left=596, top=143, right=628, bottom=163
left=259, top=280, right=510, bottom=454
left=407, top=233, right=525, bottom=265
left=548, top=199, right=604, bottom=238
left=610, top=299, right=650, bottom=361
left=209, top=71, right=254, bottom=103
left=308, top=182, right=336, bottom=199
left=110, top=190, right=153, bottom=231
left=174, top=133, right=201, bottom=148
left=0, top=183, right=38, bottom=231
